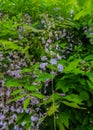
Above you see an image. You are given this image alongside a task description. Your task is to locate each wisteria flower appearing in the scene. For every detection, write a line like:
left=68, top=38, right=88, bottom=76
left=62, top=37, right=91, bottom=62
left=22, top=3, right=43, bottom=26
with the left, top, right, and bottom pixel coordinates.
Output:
left=49, top=32, right=53, bottom=37
left=46, top=79, right=50, bottom=84
left=0, top=115, right=5, bottom=120
left=58, top=64, right=63, bottom=72
left=56, top=44, right=59, bottom=50
left=50, top=58, right=57, bottom=65
left=11, top=114, right=17, bottom=119
left=41, top=56, right=47, bottom=61
left=45, top=48, right=49, bottom=53
left=60, top=93, right=65, bottom=96
left=6, top=90, right=10, bottom=96
left=14, top=125, right=19, bottom=130
left=21, top=121, right=26, bottom=126
left=31, top=116, right=38, bottom=122
left=47, top=39, right=52, bottom=43
left=57, top=54, right=61, bottom=60
left=40, top=63, right=48, bottom=70
left=25, top=108, right=29, bottom=113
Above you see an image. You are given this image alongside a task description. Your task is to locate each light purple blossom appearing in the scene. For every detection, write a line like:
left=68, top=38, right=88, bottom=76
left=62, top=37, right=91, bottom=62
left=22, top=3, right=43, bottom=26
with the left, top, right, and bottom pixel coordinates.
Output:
left=45, top=48, right=49, bottom=53
left=50, top=58, right=57, bottom=65
left=9, top=119, right=14, bottom=124
left=56, top=44, right=59, bottom=50
left=21, top=121, right=26, bottom=126
left=58, top=64, right=63, bottom=72
left=16, top=108, right=21, bottom=113
left=11, top=114, right=17, bottom=119
left=57, top=54, right=61, bottom=60
left=45, top=43, right=49, bottom=47
left=25, top=108, right=29, bottom=113
left=49, top=32, right=53, bottom=37
left=0, top=115, right=5, bottom=120
left=4, top=106, right=9, bottom=113
left=31, top=97, right=39, bottom=105
left=31, top=116, right=38, bottom=122
left=41, top=56, right=47, bottom=61
left=6, top=90, right=10, bottom=96
left=0, top=121, right=3, bottom=126
left=14, top=125, right=19, bottom=130
left=47, top=39, right=52, bottom=43
left=50, top=71, right=57, bottom=75
left=60, top=93, right=65, bottom=96
left=40, top=63, right=48, bottom=70
left=8, top=70, right=21, bottom=78
left=10, top=106, right=15, bottom=112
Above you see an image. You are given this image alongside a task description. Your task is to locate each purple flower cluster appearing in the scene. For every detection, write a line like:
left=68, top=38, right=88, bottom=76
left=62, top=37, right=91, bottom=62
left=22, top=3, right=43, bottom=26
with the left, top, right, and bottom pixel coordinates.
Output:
left=0, top=87, right=43, bottom=130
left=0, top=12, right=79, bottom=130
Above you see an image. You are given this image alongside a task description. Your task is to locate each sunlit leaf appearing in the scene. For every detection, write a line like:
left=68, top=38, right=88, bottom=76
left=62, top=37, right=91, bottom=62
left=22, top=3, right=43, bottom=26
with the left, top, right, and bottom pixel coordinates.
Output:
left=5, top=79, right=21, bottom=87
left=31, top=93, right=45, bottom=99
left=62, top=101, right=84, bottom=109
left=23, top=98, right=30, bottom=110
left=9, top=94, right=26, bottom=103
left=10, top=89, right=23, bottom=96
left=47, top=104, right=59, bottom=116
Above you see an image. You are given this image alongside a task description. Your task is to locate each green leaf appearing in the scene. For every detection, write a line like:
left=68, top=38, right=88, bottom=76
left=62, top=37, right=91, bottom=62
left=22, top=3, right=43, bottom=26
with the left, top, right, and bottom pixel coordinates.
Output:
left=86, top=72, right=93, bottom=83
left=16, top=113, right=25, bottom=124
left=74, top=10, right=88, bottom=20
left=63, top=94, right=83, bottom=105
left=9, top=94, right=26, bottom=103
left=84, top=55, right=93, bottom=61
left=23, top=98, right=30, bottom=110
left=23, top=24, right=43, bottom=33
left=35, top=73, right=55, bottom=82
left=56, top=80, right=75, bottom=93
left=5, top=78, right=21, bottom=87
left=80, top=91, right=89, bottom=101
left=62, top=101, right=83, bottom=109
left=47, top=104, right=59, bottom=116
left=21, top=67, right=32, bottom=73
left=0, top=40, right=22, bottom=51
left=0, top=72, right=4, bottom=79
left=39, top=96, right=52, bottom=106
left=47, top=64, right=57, bottom=71
left=87, top=80, right=93, bottom=89
left=57, top=121, right=65, bottom=130
left=24, top=85, right=39, bottom=91
left=39, top=93, right=62, bottom=106
left=57, top=112, right=70, bottom=129
left=82, top=116, right=88, bottom=126
left=64, top=59, right=81, bottom=73
left=10, top=90, right=23, bottom=96
left=31, top=93, right=45, bottom=99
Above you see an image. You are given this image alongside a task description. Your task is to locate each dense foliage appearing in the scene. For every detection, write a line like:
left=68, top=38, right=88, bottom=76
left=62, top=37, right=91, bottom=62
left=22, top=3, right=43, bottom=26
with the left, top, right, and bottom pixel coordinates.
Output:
left=0, top=0, right=93, bottom=130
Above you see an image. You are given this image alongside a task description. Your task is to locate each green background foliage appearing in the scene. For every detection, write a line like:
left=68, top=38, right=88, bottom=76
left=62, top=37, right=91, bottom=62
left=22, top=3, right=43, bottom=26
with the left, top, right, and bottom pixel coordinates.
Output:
left=0, top=0, right=93, bottom=130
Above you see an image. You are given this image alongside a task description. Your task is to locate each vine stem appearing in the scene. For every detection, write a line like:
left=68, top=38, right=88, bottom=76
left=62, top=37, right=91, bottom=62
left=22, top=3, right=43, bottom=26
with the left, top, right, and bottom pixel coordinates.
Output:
left=51, top=75, right=56, bottom=130
left=51, top=58, right=56, bottom=130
